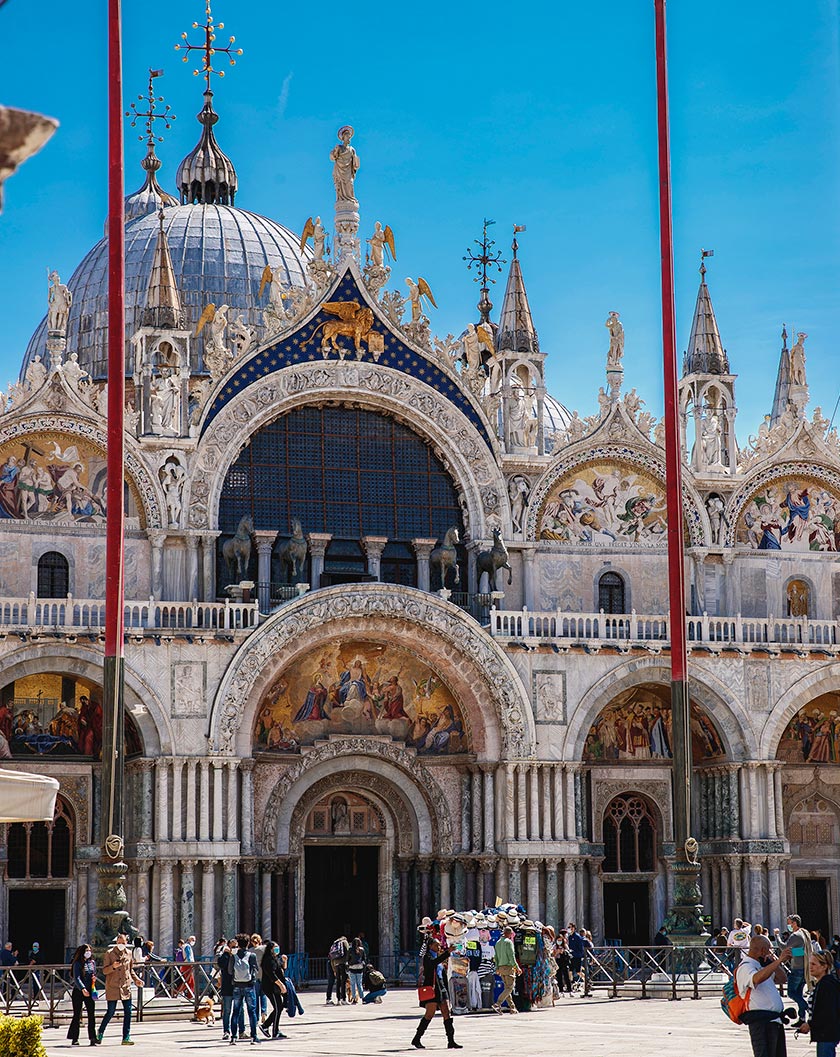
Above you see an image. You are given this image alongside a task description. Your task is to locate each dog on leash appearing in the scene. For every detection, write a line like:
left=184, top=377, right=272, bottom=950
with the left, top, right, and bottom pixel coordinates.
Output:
left=194, top=997, right=216, bottom=1025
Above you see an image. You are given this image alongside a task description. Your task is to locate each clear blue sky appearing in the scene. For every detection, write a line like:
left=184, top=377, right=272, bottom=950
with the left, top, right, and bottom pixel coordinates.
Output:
left=3, top=0, right=839, bottom=440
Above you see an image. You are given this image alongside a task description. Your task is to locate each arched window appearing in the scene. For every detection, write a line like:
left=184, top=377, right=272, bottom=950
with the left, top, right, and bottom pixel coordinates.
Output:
left=7, top=797, right=73, bottom=879
left=787, top=579, right=811, bottom=618
left=598, top=571, right=626, bottom=614
left=37, top=552, right=69, bottom=598
left=603, top=795, right=655, bottom=873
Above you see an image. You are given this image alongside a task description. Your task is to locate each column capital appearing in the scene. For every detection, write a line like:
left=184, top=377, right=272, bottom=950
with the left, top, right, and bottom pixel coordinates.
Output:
left=211, top=757, right=225, bottom=771
left=396, top=857, right=415, bottom=873
left=241, top=859, right=259, bottom=875
left=411, top=537, right=438, bottom=559
left=222, top=858, right=238, bottom=873
left=306, top=532, right=333, bottom=558
left=478, top=761, right=496, bottom=775
left=148, top=530, right=167, bottom=548
left=202, top=860, right=215, bottom=875
left=181, top=858, right=198, bottom=870
left=185, top=533, right=200, bottom=552
left=132, top=859, right=153, bottom=873
left=134, top=758, right=156, bottom=773
left=239, top=758, right=255, bottom=774
left=544, top=857, right=560, bottom=870
left=415, top=857, right=433, bottom=875
left=507, top=856, right=523, bottom=869
left=159, top=858, right=174, bottom=876
left=254, top=531, right=278, bottom=555
left=361, top=535, right=389, bottom=557
left=201, top=531, right=222, bottom=544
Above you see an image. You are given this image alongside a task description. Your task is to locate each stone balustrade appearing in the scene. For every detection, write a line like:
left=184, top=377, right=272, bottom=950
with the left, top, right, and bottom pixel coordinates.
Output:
left=0, top=593, right=259, bottom=632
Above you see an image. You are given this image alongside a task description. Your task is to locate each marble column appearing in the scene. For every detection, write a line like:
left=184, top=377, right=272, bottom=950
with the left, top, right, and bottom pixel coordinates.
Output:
left=307, top=533, right=332, bottom=590
left=362, top=536, right=388, bottom=581
left=241, top=862, right=257, bottom=933
left=460, top=772, right=471, bottom=852
left=273, top=865, right=287, bottom=949
left=241, top=760, right=255, bottom=855
left=773, top=766, right=785, bottom=839
left=76, top=863, right=90, bottom=941
left=728, top=769, right=740, bottom=838
left=438, top=859, right=453, bottom=912
left=731, top=859, right=743, bottom=917
left=226, top=760, right=239, bottom=841
left=158, top=859, right=175, bottom=957
left=138, top=761, right=154, bottom=841
left=526, top=860, right=540, bottom=918
left=471, top=768, right=482, bottom=853
left=710, top=859, right=721, bottom=927
left=541, top=766, right=553, bottom=841
left=768, top=857, right=782, bottom=931
left=212, top=760, right=224, bottom=842
left=261, top=864, right=273, bottom=938
left=149, top=531, right=166, bottom=601
left=504, top=764, right=515, bottom=842
left=545, top=859, right=559, bottom=929
left=516, top=765, right=527, bottom=841
left=562, top=859, right=577, bottom=924
left=779, top=860, right=790, bottom=921
left=747, top=856, right=764, bottom=923
left=747, top=765, right=761, bottom=838
left=482, top=861, right=495, bottom=907
left=155, top=758, right=170, bottom=841
left=135, top=860, right=151, bottom=939
left=719, top=860, right=731, bottom=928
left=701, top=859, right=712, bottom=916
left=185, top=534, right=200, bottom=601
left=418, top=860, right=432, bottom=916
left=222, top=860, right=237, bottom=939
left=521, top=545, right=537, bottom=611
left=398, top=860, right=411, bottom=952
left=553, top=765, right=565, bottom=840
left=412, top=539, right=437, bottom=593
left=171, top=757, right=184, bottom=841
left=564, top=765, right=576, bottom=839
left=254, top=533, right=277, bottom=614
left=738, top=767, right=750, bottom=839
left=529, top=766, right=539, bottom=842
left=574, top=861, right=585, bottom=922
left=180, top=859, right=197, bottom=939
left=588, top=863, right=603, bottom=943
left=201, top=861, right=215, bottom=958
left=199, top=760, right=211, bottom=841
left=201, top=533, right=219, bottom=601
left=287, top=859, right=297, bottom=951
left=508, top=858, right=522, bottom=904
left=481, top=765, right=495, bottom=852
left=185, top=760, right=198, bottom=841
left=495, top=859, right=508, bottom=904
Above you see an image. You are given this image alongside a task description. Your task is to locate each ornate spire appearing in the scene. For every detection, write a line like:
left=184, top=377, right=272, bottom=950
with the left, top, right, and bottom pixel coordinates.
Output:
left=463, top=219, right=505, bottom=324
left=142, top=210, right=184, bottom=329
left=174, top=2, right=243, bottom=206
left=769, top=324, right=791, bottom=427
left=124, top=69, right=178, bottom=223
left=683, top=249, right=729, bottom=375
left=496, top=225, right=539, bottom=355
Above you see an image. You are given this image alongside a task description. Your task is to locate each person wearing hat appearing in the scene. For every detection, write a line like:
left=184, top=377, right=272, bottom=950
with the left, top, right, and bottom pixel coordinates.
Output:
left=97, top=933, right=144, bottom=1046
left=493, top=926, right=522, bottom=1014
left=411, top=937, right=462, bottom=1050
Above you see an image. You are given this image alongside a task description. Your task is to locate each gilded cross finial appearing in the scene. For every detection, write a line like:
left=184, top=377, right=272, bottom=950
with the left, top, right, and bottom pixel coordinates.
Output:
left=463, top=219, right=506, bottom=324
left=175, top=0, right=243, bottom=94
left=126, top=69, right=175, bottom=147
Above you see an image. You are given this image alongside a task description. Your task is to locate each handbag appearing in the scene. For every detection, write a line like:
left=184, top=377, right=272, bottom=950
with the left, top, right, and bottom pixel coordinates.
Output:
left=418, top=985, right=436, bottom=1002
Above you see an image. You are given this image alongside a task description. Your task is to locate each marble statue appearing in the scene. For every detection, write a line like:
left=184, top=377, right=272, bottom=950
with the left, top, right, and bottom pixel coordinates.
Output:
left=461, top=323, right=493, bottom=372
left=367, top=221, right=395, bottom=268
left=300, top=216, right=327, bottom=261
left=161, top=460, right=187, bottom=527
left=509, top=386, right=537, bottom=448
left=706, top=494, right=725, bottom=544
left=597, top=386, right=610, bottom=417
left=47, top=270, right=72, bottom=333
left=229, top=314, right=256, bottom=357
left=330, top=126, right=360, bottom=203
left=605, top=311, right=624, bottom=369
left=95, top=382, right=108, bottom=418
left=405, top=277, right=437, bottom=324
left=125, top=398, right=140, bottom=436
left=623, top=387, right=642, bottom=417
left=202, top=305, right=233, bottom=380
left=508, top=475, right=530, bottom=536
left=790, top=331, right=807, bottom=386
left=24, top=353, right=47, bottom=393
left=150, top=373, right=180, bottom=433
left=701, top=413, right=723, bottom=465
left=61, top=351, right=90, bottom=391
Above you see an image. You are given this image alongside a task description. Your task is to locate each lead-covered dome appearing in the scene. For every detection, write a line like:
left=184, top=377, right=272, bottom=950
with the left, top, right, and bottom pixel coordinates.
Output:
left=22, top=204, right=309, bottom=381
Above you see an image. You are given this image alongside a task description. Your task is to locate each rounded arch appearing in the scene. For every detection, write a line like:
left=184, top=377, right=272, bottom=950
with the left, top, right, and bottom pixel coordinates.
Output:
left=525, top=444, right=707, bottom=546
left=0, top=642, right=172, bottom=755
left=0, top=415, right=165, bottom=529
left=783, top=574, right=815, bottom=618
left=210, top=584, right=535, bottom=760
left=262, top=744, right=448, bottom=854
left=763, top=663, right=840, bottom=759
left=185, top=360, right=509, bottom=539
left=565, top=657, right=754, bottom=762
left=594, top=565, right=631, bottom=613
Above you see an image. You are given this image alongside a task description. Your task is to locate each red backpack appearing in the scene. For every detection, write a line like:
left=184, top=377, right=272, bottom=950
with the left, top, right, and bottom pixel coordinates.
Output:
left=721, top=972, right=751, bottom=1024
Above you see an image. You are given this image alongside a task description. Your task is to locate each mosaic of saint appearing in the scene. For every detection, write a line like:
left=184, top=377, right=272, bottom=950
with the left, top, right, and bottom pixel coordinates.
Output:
left=538, top=461, right=667, bottom=545
left=736, top=478, right=840, bottom=552
left=777, top=696, right=840, bottom=764
left=583, top=685, right=725, bottom=763
left=253, top=640, right=468, bottom=755
left=0, top=433, right=142, bottom=525
left=0, top=673, right=141, bottom=758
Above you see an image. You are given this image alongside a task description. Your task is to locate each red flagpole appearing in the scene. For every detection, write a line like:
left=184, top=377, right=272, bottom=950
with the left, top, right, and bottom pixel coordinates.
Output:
left=653, top=0, right=691, bottom=856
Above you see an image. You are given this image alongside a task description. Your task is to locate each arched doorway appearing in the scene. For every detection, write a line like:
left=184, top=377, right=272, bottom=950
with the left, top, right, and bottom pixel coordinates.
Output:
left=601, top=793, right=659, bottom=945
left=786, top=795, right=840, bottom=938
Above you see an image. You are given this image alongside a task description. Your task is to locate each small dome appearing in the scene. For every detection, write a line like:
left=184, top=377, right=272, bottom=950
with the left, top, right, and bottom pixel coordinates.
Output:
left=543, top=393, right=572, bottom=452
left=123, top=149, right=179, bottom=226
left=22, top=204, right=309, bottom=381
left=176, top=91, right=237, bottom=206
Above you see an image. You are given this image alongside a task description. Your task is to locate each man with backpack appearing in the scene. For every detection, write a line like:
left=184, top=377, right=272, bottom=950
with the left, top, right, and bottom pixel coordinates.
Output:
left=229, top=934, right=260, bottom=1045
left=734, top=934, right=792, bottom=1057
left=327, top=936, right=349, bottom=1005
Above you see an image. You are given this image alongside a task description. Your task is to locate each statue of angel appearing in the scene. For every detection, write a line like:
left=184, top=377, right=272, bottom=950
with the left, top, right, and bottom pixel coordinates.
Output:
left=461, top=323, right=493, bottom=372
left=195, top=303, right=232, bottom=379
left=330, top=125, right=360, bottom=203
left=367, top=222, right=395, bottom=268
left=229, top=314, right=256, bottom=357
left=405, top=277, right=437, bottom=323
left=300, top=216, right=327, bottom=261
left=47, top=270, right=73, bottom=333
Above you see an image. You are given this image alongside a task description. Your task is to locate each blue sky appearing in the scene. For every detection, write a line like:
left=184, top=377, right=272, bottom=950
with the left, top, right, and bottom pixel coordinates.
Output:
left=3, top=0, right=839, bottom=441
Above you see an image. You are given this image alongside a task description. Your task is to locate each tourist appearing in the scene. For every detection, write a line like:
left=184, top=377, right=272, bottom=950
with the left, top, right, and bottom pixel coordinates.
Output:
left=411, top=937, right=461, bottom=1049
left=782, top=913, right=813, bottom=1025
left=28, top=940, right=44, bottom=1000
left=97, top=933, right=144, bottom=1046
left=328, top=935, right=349, bottom=1005
left=249, top=934, right=268, bottom=1021
left=830, top=935, right=840, bottom=973
left=567, top=923, right=589, bottom=990
left=184, top=934, right=196, bottom=999
left=653, top=925, right=670, bottom=947
left=229, top=934, right=260, bottom=1045
left=362, top=963, right=387, bottom=1004
left=812, top=931, right=824, bottom=953
left=0, top=941, right=16, bottom=967
left=736, top=934, right=791, bottom=1057
left=492, top=926, right=521, bottom=1015
left=259, top=939, right=288, bottom=1040
left=217, top=937, right=244, bottom=1041
left=348, top=938, right=366, bottom=1004
left=553, top=930, right=572, bottom=994
left=727, top=918, right=752, bottom=967
left=67, top=943, right=98, bottom=1046
left=799, top=950, right=840, bottom=1056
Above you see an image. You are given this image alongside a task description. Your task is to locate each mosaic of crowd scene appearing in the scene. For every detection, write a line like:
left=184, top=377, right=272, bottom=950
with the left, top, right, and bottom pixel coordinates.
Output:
left=737, top=477, right=840, bottom=552
left=777, top=697, right=840, bottom=764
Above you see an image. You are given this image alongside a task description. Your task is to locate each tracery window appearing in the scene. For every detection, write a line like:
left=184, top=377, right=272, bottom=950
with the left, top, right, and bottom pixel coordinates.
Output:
left=7, top=797, right=73, bottom=878
left=37, top=552, right=69, bottom=598
left=598, top=571, right=626, bottom=614
left=603, top=795, right=655, bottom=873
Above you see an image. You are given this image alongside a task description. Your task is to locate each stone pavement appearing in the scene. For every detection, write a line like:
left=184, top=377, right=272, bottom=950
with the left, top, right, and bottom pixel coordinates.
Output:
left=39, top=990, right=810, bottom=1057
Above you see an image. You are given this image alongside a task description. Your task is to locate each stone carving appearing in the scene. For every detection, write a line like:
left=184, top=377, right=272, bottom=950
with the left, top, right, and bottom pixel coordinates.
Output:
left=124, top=398, right=140, bottom=437
left=623, top=387, right=642, bottom=417
left=172, top=661, right=207, bottom=718
left=47, top=270, right=72, bottom=334
left=367, top=221, right=394, bottom=269
left=60, top=352, right=90, bottom=392
left=222, top=514, right=254, bottom=581
left=380, top=289, right=406, bottom=329
left=330, top=125, right=360, bottom=204
left=300, top=216, right=328, bottom=261
left=149, top=373, right=180, bottom=435
left=508, top=386, right=537, bottom=449
left=188, top=378, right=213, bottom=429
left=430, top=526, right=461, bottom=589
left=262, top=737, right=453, bottom=854
left=229, top=313, right=256, bottom=357
left=24, top=354, right=47, bottom=394
left=706, top=493, right=726, bottom=545
left=211, top=586, right=534, bottom=759
left=405, top=277, right=436, bottom=324
left=160, top=457, right=187, bottom=528
left=790, top=332, right=807, bottom=387
left=533, top=671, right=566, bottom=723
left=304, top=301, right=377, bottom=359
left=476, top=526, right=512, bottom=590
left=508, top=475, right=530, bottom=536
left=605, top=311, right=624, bottom=370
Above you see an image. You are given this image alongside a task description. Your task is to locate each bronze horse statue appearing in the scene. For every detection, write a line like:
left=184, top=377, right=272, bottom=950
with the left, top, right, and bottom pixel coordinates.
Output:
left=278, top=518, right=308, bottom=583
left=222, top=515, right=254, bottom=582
left=430, top=526, right=460, bottom=589
left=476, top=526, right=512, bottom=590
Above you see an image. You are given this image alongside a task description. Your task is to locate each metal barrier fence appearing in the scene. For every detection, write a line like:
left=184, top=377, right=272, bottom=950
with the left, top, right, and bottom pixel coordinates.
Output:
left=584, top=945, right=736, bottom=998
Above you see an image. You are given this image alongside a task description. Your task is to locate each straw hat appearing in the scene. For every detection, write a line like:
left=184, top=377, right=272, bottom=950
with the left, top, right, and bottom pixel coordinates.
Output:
left=417, top=916, right=434, bottom=932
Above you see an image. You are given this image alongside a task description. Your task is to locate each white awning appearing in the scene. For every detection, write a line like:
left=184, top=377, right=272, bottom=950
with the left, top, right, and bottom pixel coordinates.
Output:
left=0, top=768, right=60, bottom=822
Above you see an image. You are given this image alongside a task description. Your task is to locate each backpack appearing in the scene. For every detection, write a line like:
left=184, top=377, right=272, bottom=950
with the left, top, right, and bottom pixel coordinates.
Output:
left=329, top=939, right=346, bottom=962
left=721, top=973, right=750, bottom=1023
left=367, top=969, right=385, bottom=991
left=233, top=951, right=252, bottom=984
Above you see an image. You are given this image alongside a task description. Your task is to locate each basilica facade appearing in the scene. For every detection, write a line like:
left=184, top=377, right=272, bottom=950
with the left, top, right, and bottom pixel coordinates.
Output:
left=2, top=74, right=839, bottom=963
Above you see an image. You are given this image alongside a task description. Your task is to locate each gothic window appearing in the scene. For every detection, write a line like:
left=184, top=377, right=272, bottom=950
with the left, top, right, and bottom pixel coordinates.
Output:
left=603, top=795, right=656, bottom=873
left=37, top=552, right=69, bottom=598
left=598, top=571, right=626, bottom=614
left=7, top=797, right=73, bottom=879
left=787, top=579, right=811, bottom=618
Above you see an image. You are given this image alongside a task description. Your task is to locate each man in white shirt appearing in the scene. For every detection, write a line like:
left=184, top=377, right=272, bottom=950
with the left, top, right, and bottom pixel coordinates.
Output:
left=735, top=934, right=792, bottom=1057
left=728, top=918, right=753, bottom=967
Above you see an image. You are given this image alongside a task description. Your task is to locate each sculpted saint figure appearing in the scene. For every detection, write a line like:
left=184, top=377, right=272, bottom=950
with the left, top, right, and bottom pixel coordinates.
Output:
left=605, top=311, right=624, bottom=369
left=25, top=354, right=47, bottom=393
left=330, top=126, right=360, bottom=203
left=790, top=331, right=807, bottom=386
left=48, top=270, right=73, bottom=333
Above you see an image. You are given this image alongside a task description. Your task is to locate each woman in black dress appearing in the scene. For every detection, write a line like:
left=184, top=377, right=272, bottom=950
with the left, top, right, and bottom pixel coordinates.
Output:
left=67, top=943, right=98, bottom=1046
left=259, top=940, right=288, bottom=1040
left=411, top=937, right=462, bottom=1050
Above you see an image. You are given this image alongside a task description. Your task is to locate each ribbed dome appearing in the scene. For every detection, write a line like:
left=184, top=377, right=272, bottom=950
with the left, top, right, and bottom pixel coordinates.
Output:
left=22, top=204, right=310, bottom=381
left=543, top=393, right=572, bottom=453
